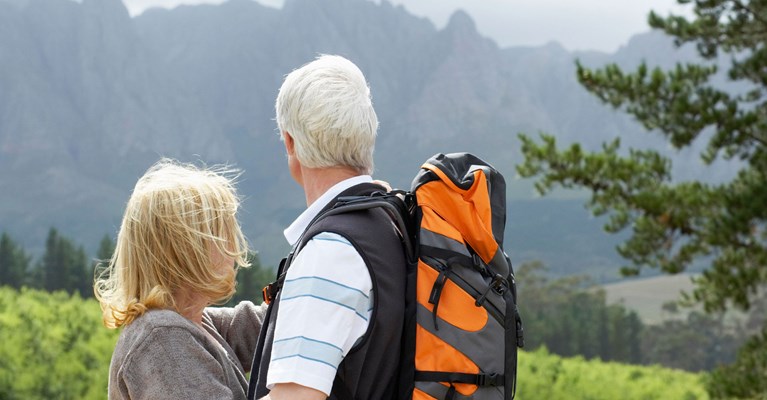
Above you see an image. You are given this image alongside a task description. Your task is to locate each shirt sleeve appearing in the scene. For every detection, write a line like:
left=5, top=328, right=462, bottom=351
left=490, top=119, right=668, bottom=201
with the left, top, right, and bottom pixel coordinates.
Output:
left=204, top=301, right=268, bottom=372
left=266, top=232, right=373, bottom=396
left=119, top=327, right=233, bottom=400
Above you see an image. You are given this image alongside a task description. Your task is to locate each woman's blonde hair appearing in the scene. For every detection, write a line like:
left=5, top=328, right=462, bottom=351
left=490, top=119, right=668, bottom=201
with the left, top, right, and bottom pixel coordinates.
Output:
left=94, top=159, right=250, bottom=329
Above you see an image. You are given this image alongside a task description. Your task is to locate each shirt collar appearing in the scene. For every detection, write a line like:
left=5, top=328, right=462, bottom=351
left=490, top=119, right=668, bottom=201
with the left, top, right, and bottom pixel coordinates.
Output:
left=283, top=175, right=373, bottom=246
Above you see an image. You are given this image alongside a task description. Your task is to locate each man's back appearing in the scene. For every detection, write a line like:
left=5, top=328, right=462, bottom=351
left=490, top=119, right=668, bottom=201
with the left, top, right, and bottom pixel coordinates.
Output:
left=250, top=54, right=390, bottom=400
left=303, top=198, right=407, bottom=399
left=250, top=183, right=407, bottom=400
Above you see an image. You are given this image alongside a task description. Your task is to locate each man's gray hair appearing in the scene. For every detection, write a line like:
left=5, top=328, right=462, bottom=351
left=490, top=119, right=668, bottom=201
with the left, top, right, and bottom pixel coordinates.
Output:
left=276, top=54, right=378, bottom=174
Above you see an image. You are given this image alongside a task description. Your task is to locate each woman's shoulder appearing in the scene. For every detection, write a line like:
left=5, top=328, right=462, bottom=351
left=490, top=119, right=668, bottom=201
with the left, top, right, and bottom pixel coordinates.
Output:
left=116, top=310, right=203, bottom=354
left=112, top=310, right=209, bottom=376
left=110, top=310, right=238, bottom=398
left=125, top=309, right=196, bottom=334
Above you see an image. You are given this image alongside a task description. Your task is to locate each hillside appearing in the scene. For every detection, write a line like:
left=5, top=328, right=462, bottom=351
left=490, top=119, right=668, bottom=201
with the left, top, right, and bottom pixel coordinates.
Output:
left=0, top=0, right=715, bottom=272
left=603, top=274, right=698, bottom=324
left=602, top=274, right=751, bottom=326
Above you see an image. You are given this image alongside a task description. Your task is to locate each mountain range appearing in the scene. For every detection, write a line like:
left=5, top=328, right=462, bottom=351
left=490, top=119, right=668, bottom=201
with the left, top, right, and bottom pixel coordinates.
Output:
left=0, top=0, right=716, bottom=275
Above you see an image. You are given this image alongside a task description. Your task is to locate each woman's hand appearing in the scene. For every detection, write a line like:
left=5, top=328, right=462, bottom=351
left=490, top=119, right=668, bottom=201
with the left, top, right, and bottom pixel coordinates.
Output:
left=372, top=179, right=392, bottom=192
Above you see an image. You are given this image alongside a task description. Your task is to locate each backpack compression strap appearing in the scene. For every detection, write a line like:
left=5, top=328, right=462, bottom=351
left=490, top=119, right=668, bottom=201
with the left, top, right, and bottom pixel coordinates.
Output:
left=414, top=371, right=504, bottom=387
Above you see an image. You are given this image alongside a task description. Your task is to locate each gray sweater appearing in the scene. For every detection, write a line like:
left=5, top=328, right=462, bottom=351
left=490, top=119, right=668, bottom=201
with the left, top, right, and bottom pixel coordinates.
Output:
left=108, top=301, right=267, bottom=400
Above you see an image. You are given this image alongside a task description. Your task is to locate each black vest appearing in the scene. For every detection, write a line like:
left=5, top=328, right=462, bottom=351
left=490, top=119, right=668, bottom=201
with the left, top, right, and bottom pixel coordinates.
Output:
left=248, top=183, right=407, bottom=400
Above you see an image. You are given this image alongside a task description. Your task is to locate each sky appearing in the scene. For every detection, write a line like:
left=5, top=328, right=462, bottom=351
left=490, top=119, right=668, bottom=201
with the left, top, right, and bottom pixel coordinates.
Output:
left=120, top=0, right=691, bottom=53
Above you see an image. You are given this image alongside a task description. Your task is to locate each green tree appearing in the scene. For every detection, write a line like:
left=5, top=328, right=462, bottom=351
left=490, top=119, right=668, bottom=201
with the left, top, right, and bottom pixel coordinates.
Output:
left=517, top=1, right=766, bottom=396
left=36, top=228, right=92, bottom=298
left=0, top=287, right=118, bottom=399
left=607, top=304, right=643, bottom=364
left=0, top=232, right=30, bottom=288
left=641, top=311, right=742, bottom=372
left=517, top=347, right=709, bottom=400
left=91, top=234, right=116, bottom=296
left=707, top=327, right=767, bottom=399
left=226, top=252, right=273, bottom=306
left=95, top=234, right=115, bottom=265
left=516, top=262, right=644, bottom=364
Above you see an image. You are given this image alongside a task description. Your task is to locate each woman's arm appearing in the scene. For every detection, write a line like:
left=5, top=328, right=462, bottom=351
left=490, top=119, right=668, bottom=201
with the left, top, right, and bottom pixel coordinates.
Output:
left=204, top=301, right=268, bottom=371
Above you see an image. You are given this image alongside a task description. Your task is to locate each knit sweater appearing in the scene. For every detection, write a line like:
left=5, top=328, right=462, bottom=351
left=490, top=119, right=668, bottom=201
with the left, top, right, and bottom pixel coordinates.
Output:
left=108, top=301, right=267, bottom=400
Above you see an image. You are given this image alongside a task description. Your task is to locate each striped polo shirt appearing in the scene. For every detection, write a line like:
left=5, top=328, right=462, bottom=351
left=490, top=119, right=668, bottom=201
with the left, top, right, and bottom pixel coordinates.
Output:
left=266, top=175, right=374, bottom=396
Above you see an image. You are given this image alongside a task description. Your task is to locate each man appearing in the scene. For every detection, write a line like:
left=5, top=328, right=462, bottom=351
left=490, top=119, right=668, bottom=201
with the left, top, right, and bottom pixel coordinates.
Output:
left=248, top=55, right=407, bottom=400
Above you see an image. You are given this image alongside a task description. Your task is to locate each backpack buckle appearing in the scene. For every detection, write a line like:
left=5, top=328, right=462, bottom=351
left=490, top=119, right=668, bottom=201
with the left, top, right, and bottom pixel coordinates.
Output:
left=471, top=253, right=482, bottom=269
left=491, top=273, right=508, bottom=296
left=476, top=274, right=508, bottom=307
left=262, top=282, right=280, bottom=305
left=262, top=284, right=273, bottom=304
left=477, top=373, right=501, bottom=387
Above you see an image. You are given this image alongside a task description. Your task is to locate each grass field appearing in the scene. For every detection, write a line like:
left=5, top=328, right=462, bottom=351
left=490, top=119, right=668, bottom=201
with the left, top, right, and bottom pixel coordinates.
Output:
left=601, top=273, right=749, bottom=326
left=601, top=273, right=699, bottom=324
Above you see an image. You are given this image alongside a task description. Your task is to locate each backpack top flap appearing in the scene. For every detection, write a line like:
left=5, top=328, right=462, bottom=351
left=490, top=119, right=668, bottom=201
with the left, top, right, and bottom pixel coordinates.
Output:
left=412, top=153, right=508, bottom=272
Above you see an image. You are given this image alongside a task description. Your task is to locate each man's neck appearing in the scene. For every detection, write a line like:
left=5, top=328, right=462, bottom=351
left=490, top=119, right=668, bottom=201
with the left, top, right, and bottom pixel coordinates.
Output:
left=300, top=166, right=362, bottom=206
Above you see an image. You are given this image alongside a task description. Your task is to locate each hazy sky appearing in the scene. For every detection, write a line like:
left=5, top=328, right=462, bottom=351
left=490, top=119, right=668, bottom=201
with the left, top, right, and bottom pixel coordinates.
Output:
left=121, top=0, right=690, bottom=52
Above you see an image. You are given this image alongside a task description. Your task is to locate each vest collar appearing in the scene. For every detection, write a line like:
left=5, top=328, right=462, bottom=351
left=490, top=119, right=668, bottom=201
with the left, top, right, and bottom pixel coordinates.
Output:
left=283, top=175, right=372, bottom=246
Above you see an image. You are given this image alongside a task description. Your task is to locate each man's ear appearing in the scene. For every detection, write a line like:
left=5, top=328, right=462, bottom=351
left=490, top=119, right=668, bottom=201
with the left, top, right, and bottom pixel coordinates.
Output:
left=283, top=132, right=296, bottom=156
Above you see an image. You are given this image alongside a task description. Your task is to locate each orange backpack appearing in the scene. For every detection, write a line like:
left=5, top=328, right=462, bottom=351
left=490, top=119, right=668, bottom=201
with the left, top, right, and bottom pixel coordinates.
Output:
left=320, top=152, right=524, bottom=399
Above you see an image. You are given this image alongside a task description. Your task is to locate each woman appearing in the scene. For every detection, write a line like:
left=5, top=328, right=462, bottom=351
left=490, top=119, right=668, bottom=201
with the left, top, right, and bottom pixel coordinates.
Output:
left=94, top=159, right=266, bottom=400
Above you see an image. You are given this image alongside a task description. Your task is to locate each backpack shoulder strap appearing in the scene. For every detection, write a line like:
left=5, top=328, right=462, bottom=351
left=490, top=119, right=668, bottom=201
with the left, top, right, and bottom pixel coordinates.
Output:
left=332, top=190, right=417, bottom=265
left=262, top=185, right=418, bottom=304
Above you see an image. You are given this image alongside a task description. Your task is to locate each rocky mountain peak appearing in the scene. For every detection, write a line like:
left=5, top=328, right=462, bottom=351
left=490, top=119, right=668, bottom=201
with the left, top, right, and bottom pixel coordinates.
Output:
left=445, top=9, right=477, bottom=35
